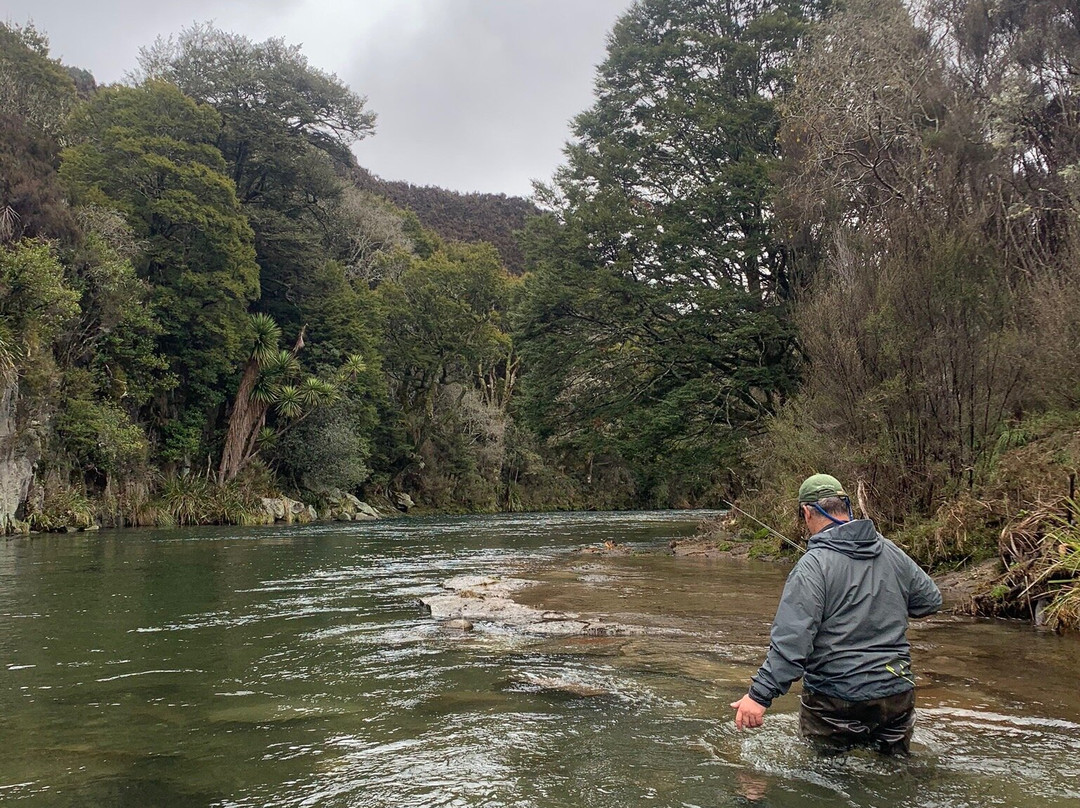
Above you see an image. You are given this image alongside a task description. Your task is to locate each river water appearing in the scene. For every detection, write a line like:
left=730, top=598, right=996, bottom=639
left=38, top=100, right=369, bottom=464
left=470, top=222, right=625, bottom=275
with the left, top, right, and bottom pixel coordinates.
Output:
left=1, top=511, right=1078, bottom=807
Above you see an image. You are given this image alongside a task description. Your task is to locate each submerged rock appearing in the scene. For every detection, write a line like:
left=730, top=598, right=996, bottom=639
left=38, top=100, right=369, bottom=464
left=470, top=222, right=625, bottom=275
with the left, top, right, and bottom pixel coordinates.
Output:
left=420, top=574, right=646, bottom=638
left=513, top=672, right=611, bottom=697
left=442, top=618, right=474, bottom=631
left=575, top=540, right=633, bottom=556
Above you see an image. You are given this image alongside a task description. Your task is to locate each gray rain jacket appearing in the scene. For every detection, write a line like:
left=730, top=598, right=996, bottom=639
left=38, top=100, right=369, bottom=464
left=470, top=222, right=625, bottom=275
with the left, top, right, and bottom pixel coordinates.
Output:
left=748, top=519, right=941, bottom=708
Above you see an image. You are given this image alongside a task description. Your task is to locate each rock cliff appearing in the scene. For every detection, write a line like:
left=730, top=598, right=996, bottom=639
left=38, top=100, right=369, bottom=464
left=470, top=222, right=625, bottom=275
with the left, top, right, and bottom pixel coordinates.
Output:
left=0, top=382, right=40, bottom=533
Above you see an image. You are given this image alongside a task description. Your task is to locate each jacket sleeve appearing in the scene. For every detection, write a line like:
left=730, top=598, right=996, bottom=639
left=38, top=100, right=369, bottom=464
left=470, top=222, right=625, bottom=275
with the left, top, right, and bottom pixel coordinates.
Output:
left=906, top=557, right=942, bottom=617
left=748, top=556, right=825, bottom=708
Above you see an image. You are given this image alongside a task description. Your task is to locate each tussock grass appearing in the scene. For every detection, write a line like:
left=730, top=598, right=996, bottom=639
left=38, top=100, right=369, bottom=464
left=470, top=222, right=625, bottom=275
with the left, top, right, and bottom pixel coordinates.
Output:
left=156, top=475, right=262, bottom=526
left=967, top=498, right=1080, bottom=630
left=27, top=486, right=96, bottom=531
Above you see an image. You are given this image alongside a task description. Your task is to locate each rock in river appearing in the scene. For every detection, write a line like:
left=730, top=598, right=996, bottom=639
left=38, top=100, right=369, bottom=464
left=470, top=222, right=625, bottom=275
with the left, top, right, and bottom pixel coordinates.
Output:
left=442, top=618, right=474, bottom=631
left=419, top=575, right=644, bottom=638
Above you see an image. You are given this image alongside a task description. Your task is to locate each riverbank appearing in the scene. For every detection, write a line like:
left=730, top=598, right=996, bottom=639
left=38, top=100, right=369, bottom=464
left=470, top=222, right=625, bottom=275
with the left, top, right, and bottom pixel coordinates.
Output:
left=7, top=482, right=416, bottom=535
left=575, top=527, right=1060, bottom=628
left=737, top=411, right=1080, bottom=632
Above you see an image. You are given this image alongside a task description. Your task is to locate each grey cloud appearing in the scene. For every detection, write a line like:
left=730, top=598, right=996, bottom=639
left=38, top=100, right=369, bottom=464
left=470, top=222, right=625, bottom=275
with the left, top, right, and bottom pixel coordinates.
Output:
left=347, top=0, right=630, bottom=194
left=3, top=0, right=632, bottom=195
left=4, top=1, right=304, bottom=82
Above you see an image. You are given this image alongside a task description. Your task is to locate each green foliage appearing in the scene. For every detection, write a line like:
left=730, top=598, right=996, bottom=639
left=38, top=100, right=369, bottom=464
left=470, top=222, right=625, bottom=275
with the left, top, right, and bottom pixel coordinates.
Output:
left=157, top=410, right=208, bottom=466
left=156, top=474, right=262, bottom=526
left=137, top=24, right=375, bottom=168
left=65, top=207, right=172, bottom=408
left=500, top=422, right=589, bottom=512
left=748, top=0, right=1080, bottom=542
left=137, top=24, right=377, bottom=357
left=0, top=22, right=77, bottom=139
left=352, top=166, right=537, bottom=275
left=0, top=240, right=80, bottom=356
left=219, top=309, right=358, bottom=483
left=0, top=110, right=79, bottom=244
left=274, top=385, right=304, bottom=419
left=273, top=400, right=372, bottom=494
left=325, top=184, right=416, bottom=284
left=249, top=313, right=282, bottom=366
left=376, top=241, right=517, bottom=494
left=367, top=239, right=523, bottom=506
left=157, top=475, right=215, bottom=526
left=27, top=485, right=96, bottom=531
left=380, top=242, right=514, bottom=389
left=54, top=370, right=149, bottom=479
left=61, top=81, right=260, bottom=457
left=516, top=0, right=819, bottom=505
left=1044, top=517, right=1080, bottom=631
left=284, top=260, right=383, bottom=372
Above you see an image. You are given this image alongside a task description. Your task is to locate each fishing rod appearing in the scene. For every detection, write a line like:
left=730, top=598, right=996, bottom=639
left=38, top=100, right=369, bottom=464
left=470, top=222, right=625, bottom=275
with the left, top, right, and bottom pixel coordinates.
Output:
left=722, top=500, right=805, bottom=555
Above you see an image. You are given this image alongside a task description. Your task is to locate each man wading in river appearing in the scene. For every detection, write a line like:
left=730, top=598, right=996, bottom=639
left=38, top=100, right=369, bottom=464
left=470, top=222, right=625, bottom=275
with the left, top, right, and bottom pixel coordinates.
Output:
left=729, top=474, right=942, bottom=755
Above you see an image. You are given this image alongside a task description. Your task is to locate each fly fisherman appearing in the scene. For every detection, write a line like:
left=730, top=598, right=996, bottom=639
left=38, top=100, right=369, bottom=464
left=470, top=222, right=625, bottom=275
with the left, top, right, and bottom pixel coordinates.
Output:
left=729, top=474, right=942, bottom=755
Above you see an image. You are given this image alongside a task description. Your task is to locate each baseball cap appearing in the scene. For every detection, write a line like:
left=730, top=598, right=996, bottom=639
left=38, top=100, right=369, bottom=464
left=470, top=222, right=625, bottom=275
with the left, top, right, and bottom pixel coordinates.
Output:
left=798, top=474, right=848, bottom=503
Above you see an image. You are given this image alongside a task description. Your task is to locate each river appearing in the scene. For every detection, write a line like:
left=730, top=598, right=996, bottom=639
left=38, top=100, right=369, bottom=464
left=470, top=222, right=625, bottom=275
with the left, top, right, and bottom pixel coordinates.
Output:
left=1, top=511, right=1078, bottom=807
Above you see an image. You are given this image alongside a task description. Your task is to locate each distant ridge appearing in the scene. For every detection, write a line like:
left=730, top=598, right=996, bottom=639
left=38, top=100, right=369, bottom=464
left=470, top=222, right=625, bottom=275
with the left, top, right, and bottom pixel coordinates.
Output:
left=350, top=166, right=538, bottom=275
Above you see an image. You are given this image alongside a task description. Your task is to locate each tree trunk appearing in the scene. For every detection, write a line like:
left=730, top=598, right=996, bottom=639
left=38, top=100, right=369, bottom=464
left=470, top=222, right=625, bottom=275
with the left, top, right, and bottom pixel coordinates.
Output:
left=218, top=326, right=306, bottom=484
left=217, top=359, right=266, bottom=484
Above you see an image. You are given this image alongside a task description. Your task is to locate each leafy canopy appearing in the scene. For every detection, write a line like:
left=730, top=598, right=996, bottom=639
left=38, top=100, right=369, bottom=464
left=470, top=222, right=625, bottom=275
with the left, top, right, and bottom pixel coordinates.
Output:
left=61, top=81, right=260, bottom=459
left=517, top=0, right=820, bottom=501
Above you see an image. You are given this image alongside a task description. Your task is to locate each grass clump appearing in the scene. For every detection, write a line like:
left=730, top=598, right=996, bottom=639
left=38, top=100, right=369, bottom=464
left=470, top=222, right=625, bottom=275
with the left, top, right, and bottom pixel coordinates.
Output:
left=155, top=474, right=264, bottom=526
left=968, top=498, right=1080, bottom=631
left=27, top=485, right=96, bottom=531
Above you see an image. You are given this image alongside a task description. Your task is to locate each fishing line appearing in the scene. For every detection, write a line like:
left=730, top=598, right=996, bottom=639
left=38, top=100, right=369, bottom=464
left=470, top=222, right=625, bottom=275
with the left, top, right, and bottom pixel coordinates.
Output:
left=722, top=501, right=806, bottom=555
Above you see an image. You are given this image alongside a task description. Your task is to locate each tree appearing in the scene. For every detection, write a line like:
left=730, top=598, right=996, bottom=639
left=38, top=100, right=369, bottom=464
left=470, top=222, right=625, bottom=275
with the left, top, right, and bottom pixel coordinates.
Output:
left=218, top=313, right=366, bottom=483
left=272, top=397, right=373, bottom=494
left=136, top=24, right=375, bottom=184
left=352, top=166, right=538, bottom=275
left=379, top=242, right=516, bottom=444
left=136, top=25, right=379, bottom=363
left=0, top=22, right=77, bottom=140
left=60, top=81, right=260, bottom=463
left=325, top=185, right=414, bottom=285
left=516, top=0, right=821, bottom=502
left=377, top=241, right=518, bottom=502
left=751, top=0, right=1080, bottom=522
left=0, top=240, right=79, bottom=363
left=0, top=24, right=79, bottom=245
left=0, top=112, right=78, bottom=245
left=44, top=208, right=166, bottom=494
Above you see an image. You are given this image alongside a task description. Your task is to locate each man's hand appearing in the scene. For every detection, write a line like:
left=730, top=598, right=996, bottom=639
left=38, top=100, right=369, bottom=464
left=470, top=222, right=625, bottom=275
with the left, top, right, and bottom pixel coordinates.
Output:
left=730, top=694, right=767, bottom=730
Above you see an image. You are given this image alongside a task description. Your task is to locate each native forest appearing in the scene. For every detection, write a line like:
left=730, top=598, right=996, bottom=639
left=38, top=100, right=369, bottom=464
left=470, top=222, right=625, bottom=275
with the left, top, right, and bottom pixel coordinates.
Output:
left=2, top=0, right=1080, bottom=628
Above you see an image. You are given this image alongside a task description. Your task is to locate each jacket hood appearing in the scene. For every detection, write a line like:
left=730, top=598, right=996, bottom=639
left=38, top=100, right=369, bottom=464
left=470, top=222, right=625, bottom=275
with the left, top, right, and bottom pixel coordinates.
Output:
left=807, top=518, right=882, bottom=559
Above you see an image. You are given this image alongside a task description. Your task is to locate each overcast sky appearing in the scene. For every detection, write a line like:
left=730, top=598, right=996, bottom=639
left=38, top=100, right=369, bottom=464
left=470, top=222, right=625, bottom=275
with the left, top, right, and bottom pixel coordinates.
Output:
left=3, top=0, right=632, bottom=196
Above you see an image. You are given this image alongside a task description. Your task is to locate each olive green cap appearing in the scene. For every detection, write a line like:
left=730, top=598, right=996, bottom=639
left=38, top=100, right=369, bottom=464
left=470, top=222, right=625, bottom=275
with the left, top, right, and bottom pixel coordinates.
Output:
left=798, top=473, right=848, bottom=503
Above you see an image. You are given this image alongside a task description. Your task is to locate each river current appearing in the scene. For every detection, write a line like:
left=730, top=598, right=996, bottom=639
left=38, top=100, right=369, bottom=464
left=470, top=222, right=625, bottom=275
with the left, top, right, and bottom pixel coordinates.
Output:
left=1, top=511, right=1078, bottom=807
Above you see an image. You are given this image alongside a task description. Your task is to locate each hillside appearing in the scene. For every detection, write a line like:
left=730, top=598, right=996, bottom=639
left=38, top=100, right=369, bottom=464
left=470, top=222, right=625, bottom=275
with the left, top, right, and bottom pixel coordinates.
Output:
left=350, top=166, right=538, bottom=274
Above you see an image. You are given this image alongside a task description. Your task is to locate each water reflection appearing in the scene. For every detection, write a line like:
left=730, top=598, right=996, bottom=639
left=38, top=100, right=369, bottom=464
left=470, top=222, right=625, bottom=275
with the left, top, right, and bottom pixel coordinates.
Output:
left=0, top=511, right=1078, bottom=807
